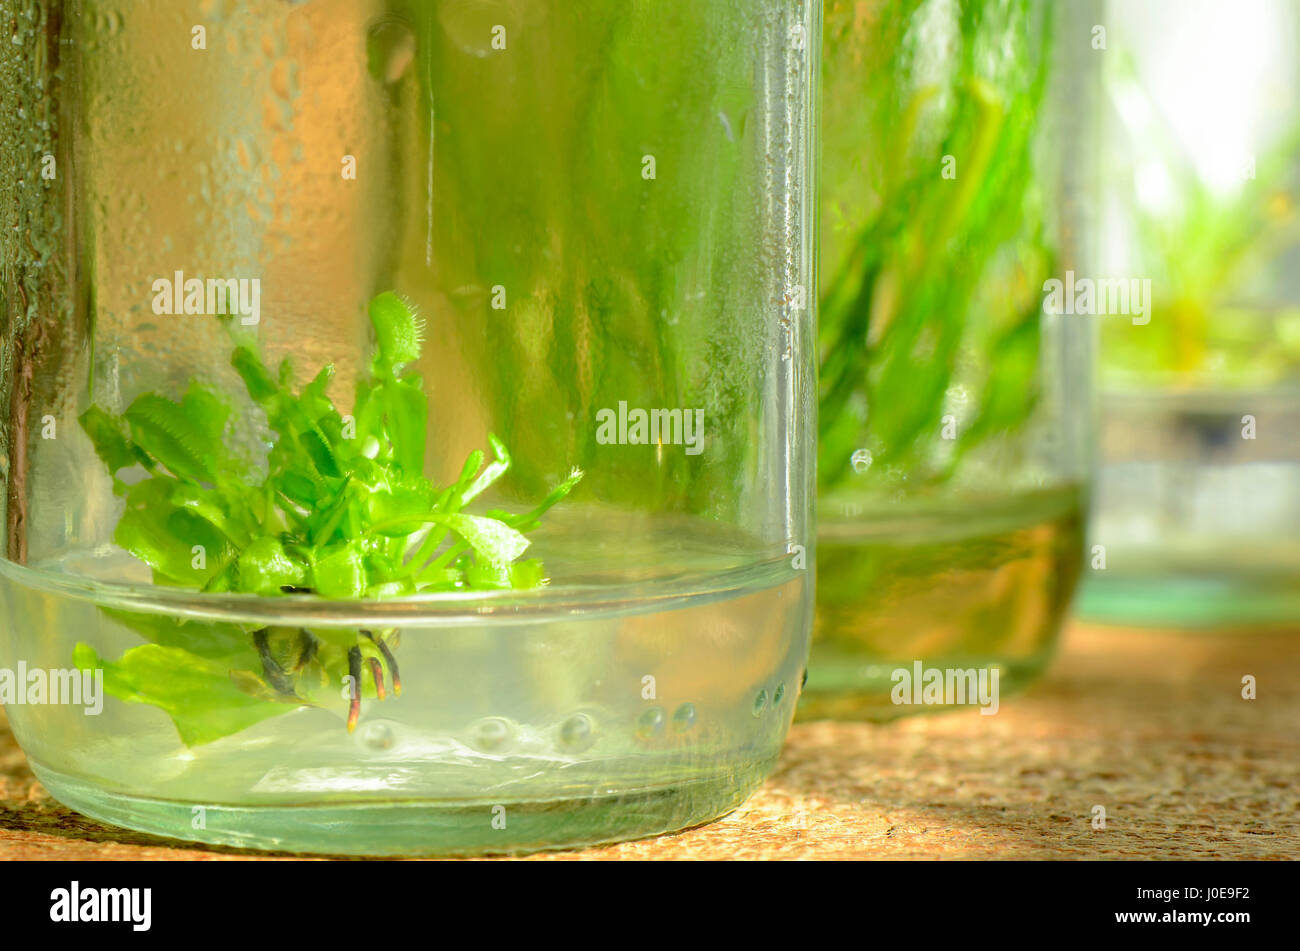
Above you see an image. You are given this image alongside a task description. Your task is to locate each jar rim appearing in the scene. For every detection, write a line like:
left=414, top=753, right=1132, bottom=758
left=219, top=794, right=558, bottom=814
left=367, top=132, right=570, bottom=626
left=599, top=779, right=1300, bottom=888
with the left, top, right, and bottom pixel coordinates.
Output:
left=0, top=552, right=797, bottom=629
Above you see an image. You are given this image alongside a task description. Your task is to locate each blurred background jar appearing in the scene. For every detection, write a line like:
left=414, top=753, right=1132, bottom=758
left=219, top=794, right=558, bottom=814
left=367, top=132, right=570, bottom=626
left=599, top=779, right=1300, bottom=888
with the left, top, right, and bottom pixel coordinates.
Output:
left=805, top=0, right=1099, bottom=720
left=1078, top=0, right=1300, bottom=627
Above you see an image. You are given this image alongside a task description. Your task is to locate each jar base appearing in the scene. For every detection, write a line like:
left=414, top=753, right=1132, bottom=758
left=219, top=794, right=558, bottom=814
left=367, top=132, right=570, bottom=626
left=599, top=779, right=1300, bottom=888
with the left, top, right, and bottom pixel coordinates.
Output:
left=805, top=486, right=1081, bottom=722
left=28, top=759, right=773, bottom=857
left=795, top=649, right=1055, bottom=722
left=1076, top=573, right=1300, bottom=629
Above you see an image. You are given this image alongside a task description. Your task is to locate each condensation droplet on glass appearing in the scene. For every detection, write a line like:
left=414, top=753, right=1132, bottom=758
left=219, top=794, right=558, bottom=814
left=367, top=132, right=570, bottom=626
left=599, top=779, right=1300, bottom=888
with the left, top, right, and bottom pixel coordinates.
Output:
left=366, top=17, right=416, bottom=85
left=439, top=0, right=524, bottom=59
left=358, top=719, right=396, bottom=751
left=672, top=703, right=696, bottom=733
left=470, top=716, right=513, bottom=752
left=851, top=448, right=872, bottom=473
left=636, top=706, right=666, bottom=739
left=558, top=712, right=595, bottom=752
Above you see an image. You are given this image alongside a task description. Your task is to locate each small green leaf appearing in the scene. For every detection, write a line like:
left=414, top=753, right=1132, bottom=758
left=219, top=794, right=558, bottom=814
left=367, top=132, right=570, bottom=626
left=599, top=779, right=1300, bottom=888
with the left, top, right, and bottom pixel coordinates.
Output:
left=465, top=558, right=513, bottom=589
left=368, top=291, right=425, bottom=375
left=231, top=346, right=279, bottom=403
left=99, top=610, right=256, bottom=663
left=366, top=483, right=438, bottom=535
left=179, top=380, right=232, bottom=445
left=78, top=405, right=145, bottom=474
left=382, top=378, right=428, bottom=476
left=311, top=543, right=369, bottom=598
left=74, top=642, right=289, bottom=747
left=459, top=433, right=511, bottom=505
left=442, top=513, right=530, bottom=564
left=509, top=558, right=547, bottom=589
left=277, top=471, right=322, bottom=507
left=124, top=393, right=219, bottom=483
left=166, top=481, right=255, bottom=549
left=499, top=467, right=585, bottom=531
left=297, top=427, right=342, bottom=479
left=236, top=536, right=306, bottom=595
left=414, top=563, right=464, bottom=589
left=115, top=480, right=228, bottom=585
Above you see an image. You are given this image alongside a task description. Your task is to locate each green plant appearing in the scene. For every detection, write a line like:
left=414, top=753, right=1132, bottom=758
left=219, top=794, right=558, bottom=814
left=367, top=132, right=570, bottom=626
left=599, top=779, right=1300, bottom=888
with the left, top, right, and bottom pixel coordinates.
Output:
left=1101, top=50, right=1300, bottom=385
left=75, top=292, right=581, bottom=745
left=818, top=0, right=1055, bottom=493
left=396, top=0, right=760, bottom=513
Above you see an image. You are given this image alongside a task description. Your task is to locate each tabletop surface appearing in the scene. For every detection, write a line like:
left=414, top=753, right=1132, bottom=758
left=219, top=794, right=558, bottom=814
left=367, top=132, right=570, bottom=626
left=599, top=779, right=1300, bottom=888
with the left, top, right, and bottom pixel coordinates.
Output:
left=1, top=622, right=1296, bottom=860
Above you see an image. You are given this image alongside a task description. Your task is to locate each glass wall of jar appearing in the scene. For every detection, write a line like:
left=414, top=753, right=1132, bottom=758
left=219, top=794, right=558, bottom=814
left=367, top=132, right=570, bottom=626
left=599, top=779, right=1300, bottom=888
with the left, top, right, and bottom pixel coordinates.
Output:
left=0, top=0, right=819, bottom=855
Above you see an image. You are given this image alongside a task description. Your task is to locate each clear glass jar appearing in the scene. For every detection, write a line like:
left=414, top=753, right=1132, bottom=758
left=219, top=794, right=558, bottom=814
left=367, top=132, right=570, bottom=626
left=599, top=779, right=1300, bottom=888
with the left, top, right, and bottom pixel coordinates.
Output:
left=1078, top=0, right=1300, bottom=627
left=805, top=0, right=1097, bottom=720
left=0, top=0, right=818, bottom=855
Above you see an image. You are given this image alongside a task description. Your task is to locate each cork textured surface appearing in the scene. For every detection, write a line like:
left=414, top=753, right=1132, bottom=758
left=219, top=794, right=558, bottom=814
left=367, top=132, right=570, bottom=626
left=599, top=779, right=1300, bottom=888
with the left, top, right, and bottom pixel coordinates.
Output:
left=1, top=622, right=1295, bottom=860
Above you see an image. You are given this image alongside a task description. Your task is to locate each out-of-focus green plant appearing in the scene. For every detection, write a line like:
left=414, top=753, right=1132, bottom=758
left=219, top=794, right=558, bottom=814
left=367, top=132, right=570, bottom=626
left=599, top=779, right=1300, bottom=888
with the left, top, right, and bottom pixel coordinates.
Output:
left=818, top=0, right=1056, bottom=493
left=1101, top=52, right=1300, bottom=387
left=392, top=1, right=766, bottom=514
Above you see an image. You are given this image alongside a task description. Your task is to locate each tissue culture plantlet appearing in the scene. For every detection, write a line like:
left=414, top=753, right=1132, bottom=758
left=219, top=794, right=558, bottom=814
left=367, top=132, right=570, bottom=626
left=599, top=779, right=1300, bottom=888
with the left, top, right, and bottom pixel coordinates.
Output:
left=74, top=292, right=580, bottom=745
left=807, top=0, right=1085, bottom=719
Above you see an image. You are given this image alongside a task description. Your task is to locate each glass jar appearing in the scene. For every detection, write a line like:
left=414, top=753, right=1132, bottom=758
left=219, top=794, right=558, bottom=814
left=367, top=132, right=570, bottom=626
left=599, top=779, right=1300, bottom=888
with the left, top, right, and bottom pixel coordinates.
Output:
left=805, top=0, right=1097, bottom=720
left=0, top=0, right=818, bottom=855
left=1078, top=0, right=1300, bottom=627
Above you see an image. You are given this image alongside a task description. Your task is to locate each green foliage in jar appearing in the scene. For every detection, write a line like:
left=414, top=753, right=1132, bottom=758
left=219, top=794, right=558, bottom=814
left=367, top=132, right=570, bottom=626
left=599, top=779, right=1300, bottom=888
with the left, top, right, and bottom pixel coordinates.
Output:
left=1100, top=50, right=1300, bottom=387
left=818, top=0, right=1057, bottom=492
left=75, top=292, right=581, bottom=745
